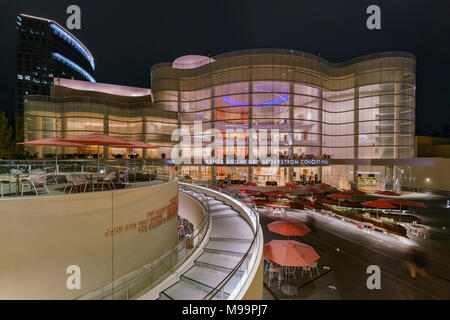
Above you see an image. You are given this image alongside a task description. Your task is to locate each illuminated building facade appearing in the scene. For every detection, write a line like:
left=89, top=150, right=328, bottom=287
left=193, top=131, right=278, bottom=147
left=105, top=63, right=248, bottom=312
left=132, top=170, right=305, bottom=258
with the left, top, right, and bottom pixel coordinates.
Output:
left=24, top=49, right=418, bottom=190
left=15, top=14, right=95, bottom=134
left=151, top=49, right=416, bottom=190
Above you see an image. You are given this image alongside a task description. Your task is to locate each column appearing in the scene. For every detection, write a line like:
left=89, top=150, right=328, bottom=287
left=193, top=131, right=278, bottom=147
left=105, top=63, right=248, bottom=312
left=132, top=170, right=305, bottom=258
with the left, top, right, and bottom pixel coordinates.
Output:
left=247, top=78, right=254, bottom=182
left=210, top=85, right=216, bottom=182
left=318, top=88, right=323, bottom=182
left=103, top=114, right=109, bottom=159
left=142, top=116, right=147, bottom=158
left=353, top=86, right=359, bottom=189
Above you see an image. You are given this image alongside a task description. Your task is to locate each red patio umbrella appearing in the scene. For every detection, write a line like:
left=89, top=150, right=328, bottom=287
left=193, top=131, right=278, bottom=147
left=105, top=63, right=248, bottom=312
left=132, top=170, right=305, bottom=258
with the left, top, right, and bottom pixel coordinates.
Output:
left=239, top=189, right=261, bottom=195
left=267, top=221, right=311, bottom=236
left=65, top=133, right=134, bottom=170
left=327, top=193, right=353, bottom=206
left=18, top=137, right=84, bottom=172
left=327, top=193, right=353, bottom=200
left=361, top=200, right=396, bottom=209
left=264, top=190, right=290, bottom=197
left=299, top=188, right=323, bottom=195
left=263, top=240, right=320, bottom=267
left=379, top=198, right=428, bottom=210
left=375, top=190, right=401, bottom=196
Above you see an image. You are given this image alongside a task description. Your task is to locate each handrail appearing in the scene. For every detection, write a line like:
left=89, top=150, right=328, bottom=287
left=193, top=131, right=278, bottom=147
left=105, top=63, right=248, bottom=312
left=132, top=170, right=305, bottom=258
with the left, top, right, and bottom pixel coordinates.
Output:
left=204, top=185, right=260, bottom=300
left=181, top=181, right=261, bottom=300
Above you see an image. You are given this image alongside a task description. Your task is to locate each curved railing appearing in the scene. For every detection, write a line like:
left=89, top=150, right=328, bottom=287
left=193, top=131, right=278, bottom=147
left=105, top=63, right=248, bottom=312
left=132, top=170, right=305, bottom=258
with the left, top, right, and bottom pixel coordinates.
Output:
left=180, top=181, right=263, bottom=300
left=76, top=183, right=211, bottom=300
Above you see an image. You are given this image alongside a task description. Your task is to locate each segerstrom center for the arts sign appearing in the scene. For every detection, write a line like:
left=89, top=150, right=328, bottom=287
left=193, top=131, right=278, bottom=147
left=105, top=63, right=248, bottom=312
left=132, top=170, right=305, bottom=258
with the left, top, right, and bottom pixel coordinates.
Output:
left=204, top=158, right=329, bottom=166
left=105, top=194, right=178, bottom=237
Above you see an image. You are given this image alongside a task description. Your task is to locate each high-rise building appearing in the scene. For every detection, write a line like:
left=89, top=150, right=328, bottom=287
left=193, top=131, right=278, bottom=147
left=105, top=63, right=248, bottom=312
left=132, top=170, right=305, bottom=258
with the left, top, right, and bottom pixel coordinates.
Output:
left=15, top=13, right=95, bottom=135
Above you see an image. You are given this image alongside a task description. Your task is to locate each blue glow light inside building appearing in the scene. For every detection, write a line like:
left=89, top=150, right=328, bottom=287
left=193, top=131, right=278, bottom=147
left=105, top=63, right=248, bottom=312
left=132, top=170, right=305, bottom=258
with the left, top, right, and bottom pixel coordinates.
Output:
left=51, top=53, right=96, bottom=82
left=50, top=24, right=95, bottom=71
left=223, top=93, right=289, bottom=106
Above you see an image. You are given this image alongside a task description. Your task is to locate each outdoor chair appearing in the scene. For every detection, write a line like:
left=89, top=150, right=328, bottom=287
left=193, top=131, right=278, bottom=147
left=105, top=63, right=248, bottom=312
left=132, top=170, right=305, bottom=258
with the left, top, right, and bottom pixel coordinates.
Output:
left=10, top=168, right=24, bottom=176
left=302, top=265, right=313, bottom=278
left=98, top=172, right=116, bottom=190
left=64, top=174, right=88, bottom=193
left=268, top=264, right=282, bottom=289
left=21, top=173, right=49, bottom=196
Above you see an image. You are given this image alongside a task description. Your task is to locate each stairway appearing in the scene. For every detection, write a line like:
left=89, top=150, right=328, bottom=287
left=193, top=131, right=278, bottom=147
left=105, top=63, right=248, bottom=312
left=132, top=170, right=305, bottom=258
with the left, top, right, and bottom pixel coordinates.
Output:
left=159, top=187, right=254, bottom=300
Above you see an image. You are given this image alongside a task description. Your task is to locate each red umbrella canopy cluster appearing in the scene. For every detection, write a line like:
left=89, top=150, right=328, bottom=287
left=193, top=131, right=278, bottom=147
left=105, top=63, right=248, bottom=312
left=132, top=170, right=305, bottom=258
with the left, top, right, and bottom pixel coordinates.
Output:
left=298, top=188, right=323, bottom=195
left=327, top=193, right=353, bottom=200
left=361, top=200, right=396, bottom=209
left=263, top=190, right=290, bottom=197
left=18, top=137, right=84, bottom=147
left=64, top=133, right=133, bottom=147
left=267, top=221, right=311, bottom=236
left=379, top=199, right=428, bottom=208
left=263, top=240, right=320, bottom=267
left=239, top=189, right=261, bottom=195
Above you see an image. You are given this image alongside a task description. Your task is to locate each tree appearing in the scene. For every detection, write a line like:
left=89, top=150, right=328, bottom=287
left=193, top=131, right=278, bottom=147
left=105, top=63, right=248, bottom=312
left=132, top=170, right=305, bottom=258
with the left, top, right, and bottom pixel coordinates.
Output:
left=0, top=112, right=37, bottom=159
left=0, top=112, right=14, bottom=159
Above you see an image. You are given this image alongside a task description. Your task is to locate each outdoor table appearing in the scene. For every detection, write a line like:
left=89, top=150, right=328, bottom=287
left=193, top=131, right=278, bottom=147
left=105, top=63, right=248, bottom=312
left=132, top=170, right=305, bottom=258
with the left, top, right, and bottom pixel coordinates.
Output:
left=408, top=224, right=430, bottom=239
left=265, top=204, right=290, bottom=216
left=280, top=266, right=297, bottom=296
left=76, top=172, right=105, bottom=192
left=14, top=174, right=29, bottom=196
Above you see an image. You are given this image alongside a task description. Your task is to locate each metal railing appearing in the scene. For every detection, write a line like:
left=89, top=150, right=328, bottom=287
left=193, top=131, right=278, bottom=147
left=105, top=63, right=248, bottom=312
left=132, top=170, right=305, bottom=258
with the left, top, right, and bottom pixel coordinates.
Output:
left=180, top=181, right=262, bottom=300
left=0, top=159, right=173, bottom=198
left=75, top=183, right=210, bottom=300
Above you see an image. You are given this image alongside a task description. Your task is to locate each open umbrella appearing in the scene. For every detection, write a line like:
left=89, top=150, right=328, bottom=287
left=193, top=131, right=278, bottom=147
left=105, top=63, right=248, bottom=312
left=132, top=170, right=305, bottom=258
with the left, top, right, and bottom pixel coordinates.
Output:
left=263, top=190, right=290, bottom=197
left=327, top=193, right=352, bottom=206
left=264, top=239, right=320, bottom=296
left=268, top=221, right=311, bottom=237
left=263, top=240, right=320, bottom=267
left=65, top=133, right=134, bottom=171
left=298, top=188, right=323, bottom=195
left=18, top=137, right=84, bottom=173
left=379, top=198, right=428, bottom=210
left=239, top=189, right=261, bottom=195
left=361, top=200, right=396, bottom=209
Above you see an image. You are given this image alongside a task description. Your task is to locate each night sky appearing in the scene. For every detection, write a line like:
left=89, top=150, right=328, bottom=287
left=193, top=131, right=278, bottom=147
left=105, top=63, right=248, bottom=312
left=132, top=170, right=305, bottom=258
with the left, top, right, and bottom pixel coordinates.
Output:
left=1, top=0, right=449, bottom=134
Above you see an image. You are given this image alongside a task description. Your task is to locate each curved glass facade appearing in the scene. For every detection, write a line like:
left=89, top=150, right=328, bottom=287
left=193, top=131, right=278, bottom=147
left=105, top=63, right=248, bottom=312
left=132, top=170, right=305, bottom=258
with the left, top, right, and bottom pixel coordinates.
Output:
left=151, top=49, right=416, bottom=188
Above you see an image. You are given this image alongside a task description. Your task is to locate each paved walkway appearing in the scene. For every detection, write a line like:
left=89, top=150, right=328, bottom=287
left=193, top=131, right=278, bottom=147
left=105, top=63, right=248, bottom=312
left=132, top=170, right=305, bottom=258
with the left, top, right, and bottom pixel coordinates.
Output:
left=260, top=193, right=450, bottom=299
